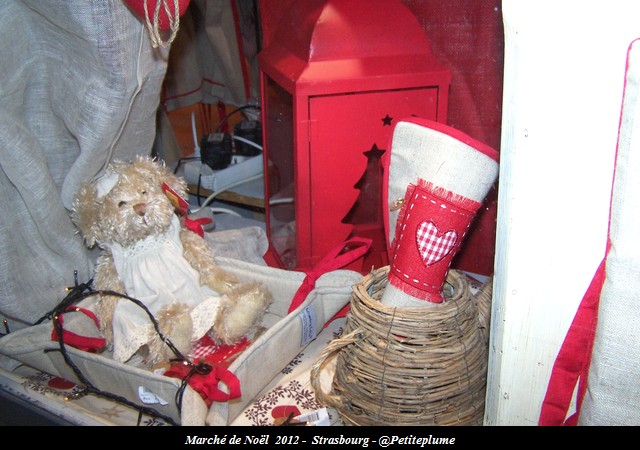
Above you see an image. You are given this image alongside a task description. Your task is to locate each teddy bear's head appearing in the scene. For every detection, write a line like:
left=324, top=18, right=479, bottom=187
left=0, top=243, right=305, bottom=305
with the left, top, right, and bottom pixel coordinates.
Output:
left=72, top=156, right=188, bottom=249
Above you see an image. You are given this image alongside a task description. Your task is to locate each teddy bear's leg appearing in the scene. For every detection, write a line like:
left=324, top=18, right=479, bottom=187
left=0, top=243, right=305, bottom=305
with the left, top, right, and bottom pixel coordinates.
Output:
left=147, top=303, right=194, bottom=366
left=213, top=283, right=272, bottom=345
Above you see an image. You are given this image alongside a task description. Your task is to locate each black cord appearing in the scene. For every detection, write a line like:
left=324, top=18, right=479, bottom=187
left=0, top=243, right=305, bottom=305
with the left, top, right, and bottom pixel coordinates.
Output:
left=46, top=283, right=213, bottom=426
left=52, top=314, right=180, bottom=426
left=34, top=278, right=95, bottom=325
left=173, top=156, right=201, bottom=175
left=214, top=104, right=260, bottom=133
left=173, top=358, right=212, bottom=411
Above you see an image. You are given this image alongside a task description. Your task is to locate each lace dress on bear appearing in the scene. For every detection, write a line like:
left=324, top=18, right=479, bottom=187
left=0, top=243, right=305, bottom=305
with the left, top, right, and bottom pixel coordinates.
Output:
left=106, top=215, right=221, bottom=363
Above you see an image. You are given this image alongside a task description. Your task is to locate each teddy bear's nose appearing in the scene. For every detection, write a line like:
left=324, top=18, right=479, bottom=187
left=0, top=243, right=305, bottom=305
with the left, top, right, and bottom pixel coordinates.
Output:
left=133, top=203, right=146, bottom=216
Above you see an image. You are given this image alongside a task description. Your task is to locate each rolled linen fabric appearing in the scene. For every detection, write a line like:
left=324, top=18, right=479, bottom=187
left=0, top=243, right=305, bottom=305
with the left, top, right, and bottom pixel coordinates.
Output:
left=381, top=118, right=499, bottom=308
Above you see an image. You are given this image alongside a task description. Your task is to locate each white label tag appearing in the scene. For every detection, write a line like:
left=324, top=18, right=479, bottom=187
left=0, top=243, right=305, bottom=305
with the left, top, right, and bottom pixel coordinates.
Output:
left=298, top=306, right=317, bottom=346
left=138, top=386, right=168, bottom=405
left=295, top=408, right=331, bottom=426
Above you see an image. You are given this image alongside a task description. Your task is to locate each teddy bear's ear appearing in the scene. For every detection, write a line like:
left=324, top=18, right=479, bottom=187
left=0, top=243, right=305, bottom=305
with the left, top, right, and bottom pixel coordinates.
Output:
left=71, top=183, right=103, bottom=248
left=133, top=155, right=188, bottom=199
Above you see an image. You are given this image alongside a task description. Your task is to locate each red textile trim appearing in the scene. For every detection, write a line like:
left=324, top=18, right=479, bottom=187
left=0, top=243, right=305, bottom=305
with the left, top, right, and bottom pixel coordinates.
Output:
left=287, top=237, right=372, bottom=315
left=390, top=180, right=481, bottom=252
left=51, top=307, right=106, bottom=353
left=183, top=217, right=213, bottom=238
left=387, top=182, right=480, bottom=302
left=538, top=251, right=606, bottom=425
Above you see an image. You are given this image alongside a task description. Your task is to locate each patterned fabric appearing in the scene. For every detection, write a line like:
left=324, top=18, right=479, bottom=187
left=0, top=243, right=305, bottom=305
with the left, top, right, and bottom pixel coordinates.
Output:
left=416, top=221, right=457, bottom=266
left=235, top=318, right=346, bottom=426
left=7, top=368, right=170, bottom=426
left=190, top=334, right=218, bottom=360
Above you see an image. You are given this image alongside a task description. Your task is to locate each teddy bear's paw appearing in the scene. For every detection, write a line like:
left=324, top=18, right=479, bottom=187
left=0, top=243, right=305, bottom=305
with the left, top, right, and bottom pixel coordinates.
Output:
left=213, top=283, right=272, bottom=344
left=147, top=303, right=194, bottom=365
left=95, top=294, right=119, bottom=346
left=200, top=266, right=242, bottom=296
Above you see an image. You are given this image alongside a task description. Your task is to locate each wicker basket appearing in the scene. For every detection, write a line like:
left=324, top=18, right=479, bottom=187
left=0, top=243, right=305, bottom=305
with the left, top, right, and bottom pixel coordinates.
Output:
left=310, top=266, right=492, bottom=426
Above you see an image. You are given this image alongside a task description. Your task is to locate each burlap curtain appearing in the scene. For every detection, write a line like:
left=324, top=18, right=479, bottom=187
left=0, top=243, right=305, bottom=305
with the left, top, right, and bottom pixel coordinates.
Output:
left=0, top=0, right=171, bottom=330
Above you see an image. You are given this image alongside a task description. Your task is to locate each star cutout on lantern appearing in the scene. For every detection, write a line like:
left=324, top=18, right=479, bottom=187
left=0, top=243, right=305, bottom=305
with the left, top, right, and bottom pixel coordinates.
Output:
left=382, top=114, right=393, bottom=126
left=365, top=143, right=386, bottom=157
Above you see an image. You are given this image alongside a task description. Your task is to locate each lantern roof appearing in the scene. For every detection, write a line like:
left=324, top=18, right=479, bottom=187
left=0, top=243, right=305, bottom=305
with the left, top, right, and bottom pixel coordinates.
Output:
left=259, top=0, right=451, bottom=94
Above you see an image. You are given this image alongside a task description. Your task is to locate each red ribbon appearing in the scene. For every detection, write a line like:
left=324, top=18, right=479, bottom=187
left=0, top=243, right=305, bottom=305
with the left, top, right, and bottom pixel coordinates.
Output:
left=539, top=244, right=607, bottom=425
left=178, top=364, right=242, bottom=406
left=162, top=182, right=213, bottom=237
left=164, top=338, right=249, bottom=407
left=184, top=217, right=213, bottom=238
left=51, top=306, right=106, bottom=353
left=287, top=237, right=372, bottom=314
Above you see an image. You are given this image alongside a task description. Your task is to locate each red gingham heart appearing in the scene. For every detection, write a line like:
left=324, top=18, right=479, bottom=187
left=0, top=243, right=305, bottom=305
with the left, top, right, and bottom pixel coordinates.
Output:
left=416, top=221, right=457, bottom=266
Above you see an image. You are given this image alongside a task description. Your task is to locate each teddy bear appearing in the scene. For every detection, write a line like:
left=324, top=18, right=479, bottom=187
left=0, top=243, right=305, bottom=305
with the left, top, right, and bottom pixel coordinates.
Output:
left=71, top=155, right=272, bottom=367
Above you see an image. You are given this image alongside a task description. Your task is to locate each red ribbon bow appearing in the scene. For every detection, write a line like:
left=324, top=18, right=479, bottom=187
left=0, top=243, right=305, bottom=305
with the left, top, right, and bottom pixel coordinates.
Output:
left=164, top=338, right=250, bottom=407
left=167, top=363, right=242, bottom=407
left=162, top=182, right=213, bottom=237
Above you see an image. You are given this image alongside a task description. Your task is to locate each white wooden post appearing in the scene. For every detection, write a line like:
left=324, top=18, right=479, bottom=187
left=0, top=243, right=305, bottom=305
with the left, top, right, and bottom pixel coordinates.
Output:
left=486, top=0, right=640, bottom=425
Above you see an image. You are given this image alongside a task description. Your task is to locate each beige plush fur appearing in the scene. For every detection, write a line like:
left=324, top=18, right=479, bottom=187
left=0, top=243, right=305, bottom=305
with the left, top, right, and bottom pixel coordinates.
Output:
left=71, top=156, right=272, bottom=366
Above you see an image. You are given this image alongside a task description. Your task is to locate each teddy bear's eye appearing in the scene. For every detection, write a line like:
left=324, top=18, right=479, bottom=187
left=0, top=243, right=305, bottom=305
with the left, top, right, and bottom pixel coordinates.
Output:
left=141, top=190, right=147, bottom=195
left=118, top=201, right=127, bottom=208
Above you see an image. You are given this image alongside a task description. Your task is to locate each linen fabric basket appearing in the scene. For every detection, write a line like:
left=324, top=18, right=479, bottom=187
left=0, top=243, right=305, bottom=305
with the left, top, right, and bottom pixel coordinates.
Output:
left=311, top=266, right=492, bottom=426
left=0, top=257, right=362, bottom=426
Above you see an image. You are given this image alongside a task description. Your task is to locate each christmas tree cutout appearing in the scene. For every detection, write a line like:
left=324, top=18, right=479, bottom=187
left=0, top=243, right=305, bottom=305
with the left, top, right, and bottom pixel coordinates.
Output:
left=341, top=142, right=388, bottom=268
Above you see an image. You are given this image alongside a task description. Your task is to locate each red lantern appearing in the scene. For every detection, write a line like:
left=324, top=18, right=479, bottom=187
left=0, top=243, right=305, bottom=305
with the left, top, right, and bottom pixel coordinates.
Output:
left=259, top=0, right=451, bottom=272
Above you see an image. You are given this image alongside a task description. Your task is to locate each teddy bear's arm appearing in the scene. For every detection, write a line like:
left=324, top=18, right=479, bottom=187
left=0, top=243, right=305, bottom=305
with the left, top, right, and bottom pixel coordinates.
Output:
left=92, top=251, right=123, bottom=291
left=92, top=251, right=124, bottom=345
left=180, top=227, right=273, bottom=345
left=179, top=228, right=241, bottom=295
